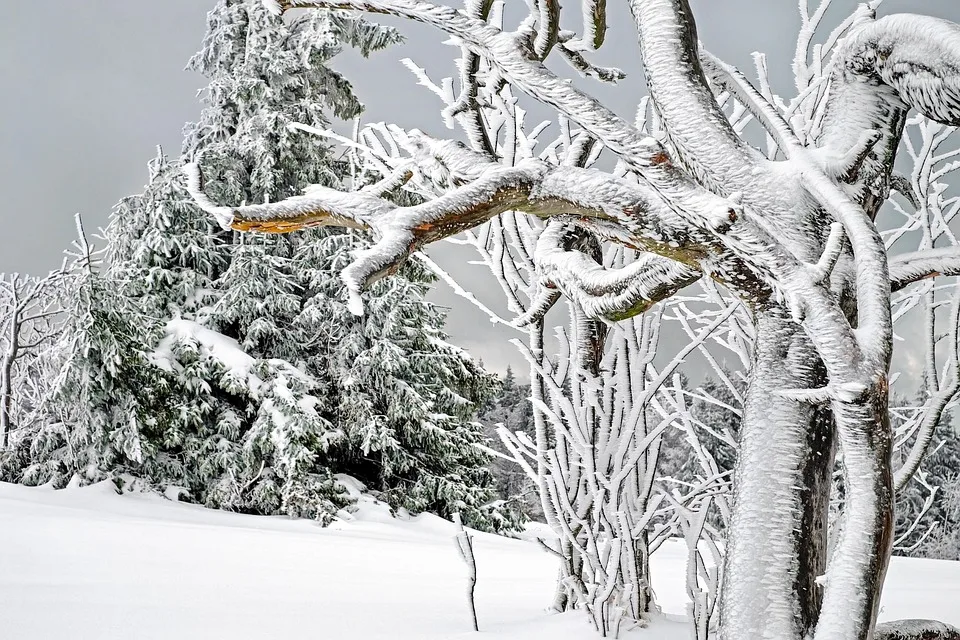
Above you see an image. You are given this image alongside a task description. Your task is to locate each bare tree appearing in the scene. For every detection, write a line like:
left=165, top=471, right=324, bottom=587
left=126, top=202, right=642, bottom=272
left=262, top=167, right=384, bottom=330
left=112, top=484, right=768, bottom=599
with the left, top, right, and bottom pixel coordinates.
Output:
left=0, top=269, right=67, bottom=449
left=187, top=0, right=960, bottom=638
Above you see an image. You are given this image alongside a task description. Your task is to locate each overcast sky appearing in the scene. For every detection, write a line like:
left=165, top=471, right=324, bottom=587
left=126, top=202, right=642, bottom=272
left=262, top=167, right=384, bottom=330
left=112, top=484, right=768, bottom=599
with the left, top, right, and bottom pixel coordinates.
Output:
left=2, top=0, right=959, bottom=379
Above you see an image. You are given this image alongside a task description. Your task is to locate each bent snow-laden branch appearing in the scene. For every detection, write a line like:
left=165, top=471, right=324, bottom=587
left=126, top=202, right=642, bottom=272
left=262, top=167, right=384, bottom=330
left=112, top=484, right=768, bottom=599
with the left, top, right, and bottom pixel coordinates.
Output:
left=186, top=158, right=752, bottom=315
left=532, top=222, right=701, bottom=322
left=820, top=12, right=960, bottom=210
left=874, top=619, right=960, bottom=640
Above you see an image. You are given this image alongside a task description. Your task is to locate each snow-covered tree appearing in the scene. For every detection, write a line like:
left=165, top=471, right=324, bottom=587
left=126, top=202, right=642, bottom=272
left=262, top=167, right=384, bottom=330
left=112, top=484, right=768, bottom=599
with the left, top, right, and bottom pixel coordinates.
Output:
left=187, top=0, right=960, bottom=637
left=98, top=0, right=504, bottom=529
left=6, top=217, right=172, bottom=488
left=0, top=268, right=67, bottom=453
left=287, top=227, right=507, bottom=529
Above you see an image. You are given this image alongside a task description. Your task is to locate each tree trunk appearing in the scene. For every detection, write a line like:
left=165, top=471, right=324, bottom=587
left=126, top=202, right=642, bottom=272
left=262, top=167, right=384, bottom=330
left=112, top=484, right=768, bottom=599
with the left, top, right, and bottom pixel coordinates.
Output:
left=0, top=356, right=12, bottom=449
left=0, top=324, right=19, bottom=450
left=721, top=308, right=834, bottom=639
left=721, top=305, right=895, bottom=640
left=814, top=390, right=894, bottom=640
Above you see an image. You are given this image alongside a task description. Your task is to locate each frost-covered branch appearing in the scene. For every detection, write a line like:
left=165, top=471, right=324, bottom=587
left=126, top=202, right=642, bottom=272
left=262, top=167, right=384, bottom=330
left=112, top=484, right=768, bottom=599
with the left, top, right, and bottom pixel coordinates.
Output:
left=187, top=156, right=772, bottom=315
left=531, top=222, right=700, bottom=322
left=893, top=289, right=960, bottom=492
left=889, top=247, right=960, bottom=292
left=629, top=0, right=759, bottom=192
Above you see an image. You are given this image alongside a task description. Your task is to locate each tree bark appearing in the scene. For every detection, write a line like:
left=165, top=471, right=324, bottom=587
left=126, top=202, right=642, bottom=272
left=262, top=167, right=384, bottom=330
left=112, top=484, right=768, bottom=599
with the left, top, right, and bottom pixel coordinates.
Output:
left=721, top=308, right=834, bottom=640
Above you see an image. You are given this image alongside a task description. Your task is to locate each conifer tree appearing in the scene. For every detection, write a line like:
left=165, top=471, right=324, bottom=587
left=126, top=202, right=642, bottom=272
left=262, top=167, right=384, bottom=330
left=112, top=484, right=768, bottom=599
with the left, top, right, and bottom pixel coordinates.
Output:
left=87, top=0, right=504, bottom=529
left=13, top=218, right=170, bottom=488
left=476, top=367, right=539, bottom=520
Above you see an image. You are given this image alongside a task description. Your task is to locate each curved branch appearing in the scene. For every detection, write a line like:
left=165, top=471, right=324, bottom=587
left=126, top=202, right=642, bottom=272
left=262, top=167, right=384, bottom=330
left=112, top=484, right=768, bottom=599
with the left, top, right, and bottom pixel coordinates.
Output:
left=629, top=0, right=759, bottom=192
left=534, top=222, right=700, bottom=321
left=186, top=158, right=752, bottom=315
left=889, top=247, right=960, bottom=292
left=819, top=13, right=960, bottom=207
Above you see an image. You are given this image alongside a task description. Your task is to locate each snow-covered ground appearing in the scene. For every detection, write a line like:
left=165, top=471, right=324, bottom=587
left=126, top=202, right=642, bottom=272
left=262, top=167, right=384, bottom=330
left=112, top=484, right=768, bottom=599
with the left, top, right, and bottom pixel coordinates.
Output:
left=2, top=480, right=959, bottom=640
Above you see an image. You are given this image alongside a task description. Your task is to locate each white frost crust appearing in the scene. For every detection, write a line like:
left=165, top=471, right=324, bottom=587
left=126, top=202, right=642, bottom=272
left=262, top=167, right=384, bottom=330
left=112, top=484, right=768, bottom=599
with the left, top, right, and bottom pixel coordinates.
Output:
left=185, top=160, right=391, bottom=231
left=820, top=14, right=960, bottom=171
left=807, top=222, right=846, bottom=284
left=533, top=222, right=698, bottom=320
left=888, top=247, right=960, bottom=290
left=710, top=313, right=812, bottom=640
left=151, top=319, right=263, bottom=391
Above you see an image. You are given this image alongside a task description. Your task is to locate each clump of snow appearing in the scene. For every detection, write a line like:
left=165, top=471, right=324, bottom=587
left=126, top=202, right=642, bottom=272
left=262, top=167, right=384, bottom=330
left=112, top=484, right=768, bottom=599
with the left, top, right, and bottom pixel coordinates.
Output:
left=262, top=0, right=283, bottom=16
left=149, top=318, right=267, bottom=393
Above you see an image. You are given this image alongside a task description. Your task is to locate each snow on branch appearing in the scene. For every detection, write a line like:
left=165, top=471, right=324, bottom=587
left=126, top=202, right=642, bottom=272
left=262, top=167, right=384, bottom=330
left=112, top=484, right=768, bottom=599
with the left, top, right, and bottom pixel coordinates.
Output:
left=628, top=0, right=757, bottom=190
left=530, top=222, right=701, bottom=322
left=889, top=247, right=960, bottom=292
left=840, top=15, right=960, bottom=127
left=186, top=154, right=762, bottom=315
left=874, top=619, right=960, bottom=640
left=184, top=161, right=378, bottom=233
left=699, top=48, right=800, bottom=156
left=818, top=13, right=960, bottom=174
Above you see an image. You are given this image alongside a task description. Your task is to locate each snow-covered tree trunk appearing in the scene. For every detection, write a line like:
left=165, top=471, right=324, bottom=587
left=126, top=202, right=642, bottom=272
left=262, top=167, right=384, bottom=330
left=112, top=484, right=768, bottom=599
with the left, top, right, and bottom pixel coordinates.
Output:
left=722, top=311, right=837, bottom=638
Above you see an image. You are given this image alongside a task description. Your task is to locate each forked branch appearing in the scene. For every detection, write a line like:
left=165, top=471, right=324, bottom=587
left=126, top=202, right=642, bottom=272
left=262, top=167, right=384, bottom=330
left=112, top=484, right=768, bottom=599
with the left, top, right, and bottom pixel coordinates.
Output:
left=186, top=158, right=748, bottom=314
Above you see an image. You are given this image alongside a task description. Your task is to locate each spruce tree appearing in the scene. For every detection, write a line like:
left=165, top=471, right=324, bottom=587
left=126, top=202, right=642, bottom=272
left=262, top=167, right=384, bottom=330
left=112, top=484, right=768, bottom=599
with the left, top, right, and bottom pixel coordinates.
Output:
left=476, top=367, right=539, bottom=521
left=13, top=218, right=171, bottom=488
left=87, top=0, right=505, bottom=529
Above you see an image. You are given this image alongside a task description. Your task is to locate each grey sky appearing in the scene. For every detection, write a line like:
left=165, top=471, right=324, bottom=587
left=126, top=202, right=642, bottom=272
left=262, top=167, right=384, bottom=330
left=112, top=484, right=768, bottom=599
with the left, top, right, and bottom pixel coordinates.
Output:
left=2, top=0, right=959, bottom=379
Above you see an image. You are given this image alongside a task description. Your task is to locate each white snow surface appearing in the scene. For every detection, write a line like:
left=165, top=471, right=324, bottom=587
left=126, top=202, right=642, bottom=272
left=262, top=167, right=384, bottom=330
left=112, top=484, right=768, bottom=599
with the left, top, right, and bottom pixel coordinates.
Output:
left=1, top=480, right=959, bottom=639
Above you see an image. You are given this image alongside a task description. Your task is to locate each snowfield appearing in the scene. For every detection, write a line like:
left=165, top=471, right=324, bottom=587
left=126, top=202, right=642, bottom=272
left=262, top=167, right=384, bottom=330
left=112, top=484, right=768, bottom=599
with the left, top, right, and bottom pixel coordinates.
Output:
left=1, top=480, right=958, bottom=640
